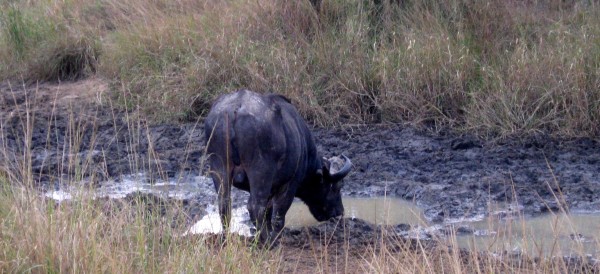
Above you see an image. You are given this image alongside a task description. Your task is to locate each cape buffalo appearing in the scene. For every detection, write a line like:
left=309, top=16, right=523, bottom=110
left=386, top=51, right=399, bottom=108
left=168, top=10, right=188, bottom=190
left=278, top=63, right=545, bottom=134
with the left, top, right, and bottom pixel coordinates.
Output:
left=204, top=89, right=352, bottom=246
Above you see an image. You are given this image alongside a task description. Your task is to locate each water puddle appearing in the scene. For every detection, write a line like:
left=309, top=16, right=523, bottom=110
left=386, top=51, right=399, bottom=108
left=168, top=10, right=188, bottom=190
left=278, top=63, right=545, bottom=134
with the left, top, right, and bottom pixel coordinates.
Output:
left=285, top=197, right=426, bottom=228
left=452, top=212, right=600, bottom=257
left=184, top=199, right=600, bottom=258
left=185, top=206, right=253, bottom=236
left=44, top=174, right=600, bottom=257
left=183, top=197, right=425, bottom=237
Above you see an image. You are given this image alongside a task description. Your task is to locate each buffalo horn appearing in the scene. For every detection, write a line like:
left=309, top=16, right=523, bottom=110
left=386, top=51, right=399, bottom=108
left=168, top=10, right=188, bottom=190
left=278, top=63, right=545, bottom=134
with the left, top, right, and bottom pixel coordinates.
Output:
left=328, top=155, right=352, bottom=181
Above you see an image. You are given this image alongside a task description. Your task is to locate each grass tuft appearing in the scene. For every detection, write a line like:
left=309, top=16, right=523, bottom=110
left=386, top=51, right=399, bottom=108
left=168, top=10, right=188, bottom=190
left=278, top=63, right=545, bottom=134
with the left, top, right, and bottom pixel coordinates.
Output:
left=2, top=0, right=600, bottom=136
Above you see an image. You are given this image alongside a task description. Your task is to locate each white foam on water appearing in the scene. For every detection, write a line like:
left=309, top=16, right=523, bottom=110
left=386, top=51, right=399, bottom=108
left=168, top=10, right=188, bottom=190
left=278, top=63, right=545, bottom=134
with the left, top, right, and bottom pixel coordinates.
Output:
left=444, top=214, right=486, bottom=224
left=44, top=173, right=213, bottom=201
left=184, top=206, right=253, bottom=237
left=44, top=189, right=73, bottom=201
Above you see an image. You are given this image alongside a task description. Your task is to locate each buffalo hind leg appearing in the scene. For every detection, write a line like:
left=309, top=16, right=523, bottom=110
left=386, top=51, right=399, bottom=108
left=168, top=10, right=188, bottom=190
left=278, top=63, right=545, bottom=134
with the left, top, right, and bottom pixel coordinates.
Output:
left=248, top=194, right=272, bottom=247
left=269, top=191, right=295, bottom=245
left=217, top=180, right=232, bottom=233
left=244, top=162, right=280, bottom=247
left=207, top=166, right=232, bottom=234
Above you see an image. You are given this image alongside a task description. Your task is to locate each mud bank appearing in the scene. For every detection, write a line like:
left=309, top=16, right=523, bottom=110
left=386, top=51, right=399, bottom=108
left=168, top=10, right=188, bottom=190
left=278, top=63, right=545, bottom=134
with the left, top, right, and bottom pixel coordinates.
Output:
left=314, top=126, right=600, bottom=221
left=2, top=79, right=600, bottom=223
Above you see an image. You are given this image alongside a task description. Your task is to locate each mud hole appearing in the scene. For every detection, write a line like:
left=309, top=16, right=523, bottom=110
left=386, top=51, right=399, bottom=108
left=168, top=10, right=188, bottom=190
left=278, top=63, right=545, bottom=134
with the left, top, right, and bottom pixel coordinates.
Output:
left=2, top=79, right=600, bottom=269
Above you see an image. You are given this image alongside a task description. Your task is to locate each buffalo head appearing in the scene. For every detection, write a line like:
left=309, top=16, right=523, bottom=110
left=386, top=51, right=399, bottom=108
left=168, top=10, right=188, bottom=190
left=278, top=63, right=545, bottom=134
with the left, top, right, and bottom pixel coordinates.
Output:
left=305, top=155, right=352, bottom=222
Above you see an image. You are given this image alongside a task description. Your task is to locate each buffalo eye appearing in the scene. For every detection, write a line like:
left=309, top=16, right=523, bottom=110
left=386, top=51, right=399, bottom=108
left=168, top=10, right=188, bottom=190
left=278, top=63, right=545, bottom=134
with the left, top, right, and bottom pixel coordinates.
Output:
left=331, top=180, right=343, bottom=191
left=316, top=168, right=323, bottom=177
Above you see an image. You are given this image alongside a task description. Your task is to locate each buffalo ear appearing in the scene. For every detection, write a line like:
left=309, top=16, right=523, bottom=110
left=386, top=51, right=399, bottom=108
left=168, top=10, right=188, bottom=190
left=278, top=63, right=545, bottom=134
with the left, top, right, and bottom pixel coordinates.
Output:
left=333, top=180, right=344, bottom=191
left=321, top=157, right=331, bottom=173
left=316, top=157, right=329, bottom=183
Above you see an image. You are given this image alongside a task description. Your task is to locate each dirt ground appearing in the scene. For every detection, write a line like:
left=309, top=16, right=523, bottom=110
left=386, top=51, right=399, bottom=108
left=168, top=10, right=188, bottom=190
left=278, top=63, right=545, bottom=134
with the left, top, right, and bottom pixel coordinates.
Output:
left=2, top=78, right=600, bottom=270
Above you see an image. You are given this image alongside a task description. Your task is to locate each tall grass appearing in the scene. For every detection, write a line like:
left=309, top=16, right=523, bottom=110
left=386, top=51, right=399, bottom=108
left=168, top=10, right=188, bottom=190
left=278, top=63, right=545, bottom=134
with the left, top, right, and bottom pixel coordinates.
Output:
left=1, top=0, right=600, bottom=137
left=0, top=182, right=280, bottom=273
left=0, top=2, right=99, bottom=81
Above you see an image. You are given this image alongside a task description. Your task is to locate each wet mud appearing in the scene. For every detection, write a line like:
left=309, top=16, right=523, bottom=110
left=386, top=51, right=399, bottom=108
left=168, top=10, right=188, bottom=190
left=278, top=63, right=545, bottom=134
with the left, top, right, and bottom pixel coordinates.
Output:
left=2, top=80, right=600, bottom=265
left=314, top=125, right=600, bottom=221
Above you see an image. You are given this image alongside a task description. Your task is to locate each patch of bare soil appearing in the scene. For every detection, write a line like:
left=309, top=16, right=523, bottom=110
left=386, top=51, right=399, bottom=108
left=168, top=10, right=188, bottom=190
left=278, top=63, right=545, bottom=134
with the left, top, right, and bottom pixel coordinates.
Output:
left=314, top=125, right=600, bottom=221
left=1, top=78, right=205, bottom=184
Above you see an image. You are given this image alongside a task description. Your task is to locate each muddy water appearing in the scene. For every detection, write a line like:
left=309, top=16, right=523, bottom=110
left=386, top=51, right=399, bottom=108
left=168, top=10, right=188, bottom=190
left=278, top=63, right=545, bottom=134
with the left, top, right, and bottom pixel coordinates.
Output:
left=453, top=213, right=600, bottom=257
left=44, top=175, right=600, bottom=258
left=45, top=173, right=211, bottom=201
left=184, top=195, right=600, bottom=258
left=285, top=198, right=600, bottom=257
left=285, top=197, right=426, bottom=228
left=185, top=197, right=425, bottom=237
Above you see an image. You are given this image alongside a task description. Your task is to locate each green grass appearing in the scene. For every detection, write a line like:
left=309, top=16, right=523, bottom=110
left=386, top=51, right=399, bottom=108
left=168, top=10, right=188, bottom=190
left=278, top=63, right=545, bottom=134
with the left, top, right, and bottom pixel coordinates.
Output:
left=1, top=0, right=600, bottom=137
left=0, top=2, right=99, bottom=81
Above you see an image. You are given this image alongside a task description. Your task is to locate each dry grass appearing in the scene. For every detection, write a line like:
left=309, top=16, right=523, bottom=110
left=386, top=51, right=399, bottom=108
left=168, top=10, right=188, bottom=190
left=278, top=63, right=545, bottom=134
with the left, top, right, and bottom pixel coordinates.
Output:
left=0, top=183, right=280, bottom=273
left=1, top=180, right=596, bottom=273
left=0, top=0, right=599, bottom=137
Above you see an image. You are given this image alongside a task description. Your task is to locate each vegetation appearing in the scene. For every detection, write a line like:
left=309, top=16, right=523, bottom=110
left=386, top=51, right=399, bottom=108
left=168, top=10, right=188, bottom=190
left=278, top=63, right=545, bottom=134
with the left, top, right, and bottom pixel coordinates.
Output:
left=0, top=182, right=275, bottom=273
left=1, top=0, right=599, bottom=137
left=0, top=177, right=596, bottom=273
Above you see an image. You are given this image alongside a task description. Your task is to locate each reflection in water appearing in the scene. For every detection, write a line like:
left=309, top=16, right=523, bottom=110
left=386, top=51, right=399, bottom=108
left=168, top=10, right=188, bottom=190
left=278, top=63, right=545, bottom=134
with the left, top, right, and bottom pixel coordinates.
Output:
left=453, top=213, right=600, bottom=257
